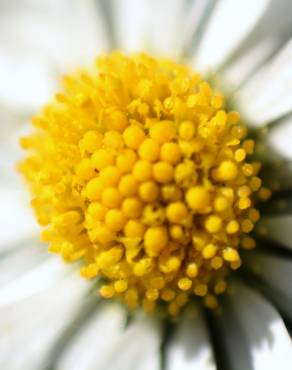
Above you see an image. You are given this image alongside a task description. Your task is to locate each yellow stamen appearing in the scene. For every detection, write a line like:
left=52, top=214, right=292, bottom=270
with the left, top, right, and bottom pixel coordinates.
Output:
left=19, top=52, right=264, bottom=315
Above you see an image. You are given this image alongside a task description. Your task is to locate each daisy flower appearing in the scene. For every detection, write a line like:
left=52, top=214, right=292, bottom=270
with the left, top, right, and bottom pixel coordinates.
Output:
left=1, top=0, right=292, bottom=369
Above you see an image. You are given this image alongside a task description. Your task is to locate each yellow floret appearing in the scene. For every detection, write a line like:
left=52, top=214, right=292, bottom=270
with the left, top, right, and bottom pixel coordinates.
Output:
left=226, top=220, right=239, bottom=234
left=101, top=188, right=122, bottom=208
left=166, top=202, right=188, bottom=224
left=91, top=225, right=115, bottom=245
left=122, top=197, right=143, bottom=218
left=205, top=215, right=222, bottom=233
left=124, top=220, right=145, bottom=238
left=99, top=166, right=122, bottom=186
left=79, top=130, right=103, bottom=154
left=105, top=110, right=128, bottom=132
left=91, top=149, right=115, bottom=171
left=84, top=178, right=104, bottom=201
left=153, top=161, right=174, bottom=184
left=138, top=181, right=159, bottom=202
left=123, top=125, right=146, bottom=149
left=202, top=244, right=218, bottom=259
left=160, top=142, right=182, bottom=165
left=186, top=186, right=210, bottom=213
left=87, top=202, right=107, bottom=221
left=149, top=120, right=176, bottom=143
left=118, top=175, right=139, bottom=197
left=100, top=285, right=115, bottom=298
left=223, top=247, right=240, bottom=262
left=178, top=278, right=192, bottom=291
left=132, top=160, right=153, bottom=181
left=105, top=209, right=126, bottom=232
left=138, top=138, right=160, bottom=162
left=75, top=158, right=94, bottom=181
left=104, top=131, right=124, bottom=151
left=186, top=263, right=198, bottom=278
left=144, top=226, right=169, bottom=256
left=116, top=149, right=137, bottom=173
left=179, top=121, right=195, bottom=140
left=213, top=160, right=238, bottom=181
left=114, top=280, right=128, bottom=293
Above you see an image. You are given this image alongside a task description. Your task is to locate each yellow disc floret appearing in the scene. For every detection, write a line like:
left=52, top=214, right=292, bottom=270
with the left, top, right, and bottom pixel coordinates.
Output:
left=19, top=52, right=263, bottom=316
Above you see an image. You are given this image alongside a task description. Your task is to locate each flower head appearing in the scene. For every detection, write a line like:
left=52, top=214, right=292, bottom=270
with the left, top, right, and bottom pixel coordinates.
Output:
left=2, top=1, right=292, bottom=369
left=19, top=52, right=265, bottom=315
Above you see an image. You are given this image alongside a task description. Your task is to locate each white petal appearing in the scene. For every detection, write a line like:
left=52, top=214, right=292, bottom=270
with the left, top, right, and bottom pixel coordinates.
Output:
left=0, top=0, right=108, bottom=111
left=268, top=116, right=292, bottom=159
left=216, top=281, right=292, bottom=370
left=221, top=0, right=292, bottom=89
left=1, top=0, right=108, bottom=69
left=99, top=316, right=162, bottom=370
left=257, top=215, right=292, bottom=250
left=245, top=252, right=292, bottom=319
left=142, top=0, right=188, bottom=58
left=221, top=38, right=277, bottom=90
left=56, top=304, right=126, bottom=370
left=0, top=187, right=38, bottom=251
left=0, top=241, right=46, bottom=286
left=0, top=53, right=55, bottom=113
left=180, top=0, right=214, bottom=56
left=236, top=38, right=292, bottom=125
left=112, top=0, right=211, bottom=58
left=112, top=0, right=186, bottom=57
left=195, top=0, right=269, bottom=71
left=111, top=0, right=148, bottom=52
left=166, top=308, right=216, bottom=370
left=0, top=258, right=72, bottom=305
left=0, top=272, right=90, bottom=370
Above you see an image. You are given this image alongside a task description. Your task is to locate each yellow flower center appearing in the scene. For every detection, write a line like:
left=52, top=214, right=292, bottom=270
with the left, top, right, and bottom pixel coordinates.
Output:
left=19, top=52, right=264, bottom=316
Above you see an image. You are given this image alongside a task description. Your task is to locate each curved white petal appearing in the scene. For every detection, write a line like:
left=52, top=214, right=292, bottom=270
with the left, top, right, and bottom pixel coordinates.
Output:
left=1, top=0, right=109, bottom=69
left=99, top=316, right=161, bottom=370
left=0, top=187, right=38, bottom=251
left=257, top=215, right=292, bottom=250
left=216, top=281, right=292, bottom=370
left=0, top=258, right=72, bottom=305
left=112, top=0, right=185, bottom=57
left=221, top=0, right=292, bottom=89
left=237, top=38, right=292, bottom=125
left=221, top=38, right=277, bottom=90
left=268, top=116, right=292, bottom=159
left=56, top=304, right=126, bottom=370
left=143, top=0, right=187, bottom=58
left=245, top=252, right=292, bottom=319
left=0, top=241, right=46, bottom=286
left=0, top=53, right=55, bottom=113
left=166, top=308, right=216, bottom=370
left=0, top=36, right=54, bottom=115
left=111, top=0, right=147, bottom=52
left=195, top=0, right=269, bottom=71
left=180, top=0, right=214, bottom=56
left=0, top=0, right=108, bottom=111
left=0, top=272, right=90, bottom=370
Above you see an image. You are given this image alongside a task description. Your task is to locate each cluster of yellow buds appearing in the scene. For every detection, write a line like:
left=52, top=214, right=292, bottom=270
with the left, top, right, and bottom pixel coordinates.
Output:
left=19, top=52, right=264, bottom=315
